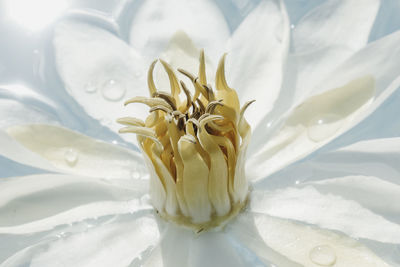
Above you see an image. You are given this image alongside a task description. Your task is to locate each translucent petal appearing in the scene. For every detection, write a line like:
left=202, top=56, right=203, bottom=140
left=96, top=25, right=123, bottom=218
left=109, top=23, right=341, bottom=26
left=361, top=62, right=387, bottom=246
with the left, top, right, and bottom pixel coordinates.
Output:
left=250, top=186, right=400, bottom=243
left=2, top=124, right=145, bottom=179
left=53, top=21, right=149, bottom=137
left=308, top=176, right=400, bottom=219
left=129, top=0, right=229, bottom=66
left=291, top=0, right=380, bottom=101
left=248, top=30, right=400, bottom=180
left=2, top=214, right=160, bottom=267
left=0, top=173, right=149, bottom=234
left=227, top=0, right=289, bottom=127
left=230, top=212, right=391, bottom=267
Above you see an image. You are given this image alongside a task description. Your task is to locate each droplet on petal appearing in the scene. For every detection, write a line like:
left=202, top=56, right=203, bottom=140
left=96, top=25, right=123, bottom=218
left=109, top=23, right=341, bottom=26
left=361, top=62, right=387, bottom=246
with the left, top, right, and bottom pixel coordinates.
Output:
left=130, top=170, right=141, bottom=179
left=101, top=79, right=126, bottom=101
left=309, top=245, right=336, bottom=266
left=84, top=81, right=97, bottom=93
left=307, top=113, right=344, bottom=142
left=64, top=148, right=79, bottom=166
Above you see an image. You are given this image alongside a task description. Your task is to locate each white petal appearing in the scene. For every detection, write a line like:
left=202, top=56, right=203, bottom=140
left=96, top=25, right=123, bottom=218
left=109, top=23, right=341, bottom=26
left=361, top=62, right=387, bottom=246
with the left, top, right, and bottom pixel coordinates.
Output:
left=248, top=30, right=400, bottom=180
left=129, top=0, right=229, bottom=65
left=294, top=0, right=379, bottom=52
left=227, top=0, right=289, bottom=127
left=260, top=137, right=400, bottom=187
left=3, top=214, right=160, bottom=267
left=143, top=223, right=255, bottom=267
left=250, top=186, right=400, bottom=243
left=53, top=21, right=149, bottom=137
left=292, top=0, right=380, bottom=101
left=2, top=124, right=145, bottom=179
left=0, top=84, right=58, bottom=128
left=230, top=212, right=391, bottom=267
left=0, top=173, right=149, bottom=234
left=308, top=176, right=400, bottom=218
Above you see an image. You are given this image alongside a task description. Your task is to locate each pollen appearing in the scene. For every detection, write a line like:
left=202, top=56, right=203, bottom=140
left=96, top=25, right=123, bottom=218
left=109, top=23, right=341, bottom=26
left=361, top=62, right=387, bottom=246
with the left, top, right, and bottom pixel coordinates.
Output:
left=118, top=51, right=253, bottom=232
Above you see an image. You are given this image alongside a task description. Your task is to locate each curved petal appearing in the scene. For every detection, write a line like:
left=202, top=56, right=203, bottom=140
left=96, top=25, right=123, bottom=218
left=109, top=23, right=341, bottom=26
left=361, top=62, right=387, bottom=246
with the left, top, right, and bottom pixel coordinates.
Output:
left=229, top=212, right=391, bottom=267
left=143, top=223, right=256, bottom=267
left=256, top=137, right=400, bottom=189
left=0, top=173, right=149, bottom=234
left=1, top=124, right=146, bottom=179
left=308, top=176, right=400, bottom=220
left=291, top=0, right=380, bottom=100
left=129, top=0, right=230, bottom=66
left=248, top=30, right=400, bottom=180
left=2, top=214, right=159, bottom=267
left=250, top=186, right=400, bottom=243
left=226, top=0, right=289, bottom=128
left=53, top=20, right=149, bottom=137
left=0, top=84, right=58, bottom=129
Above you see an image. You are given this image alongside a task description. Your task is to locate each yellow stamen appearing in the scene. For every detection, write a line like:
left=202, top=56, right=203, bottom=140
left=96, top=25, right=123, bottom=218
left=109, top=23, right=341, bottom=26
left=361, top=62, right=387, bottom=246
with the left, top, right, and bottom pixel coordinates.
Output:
left=118, top=52, right=253, bottom=232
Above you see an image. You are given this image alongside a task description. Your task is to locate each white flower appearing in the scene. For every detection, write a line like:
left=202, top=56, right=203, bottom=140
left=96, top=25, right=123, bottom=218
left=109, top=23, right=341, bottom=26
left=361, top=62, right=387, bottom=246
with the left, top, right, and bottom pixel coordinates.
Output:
left=1, top=0, right=400, bottom=266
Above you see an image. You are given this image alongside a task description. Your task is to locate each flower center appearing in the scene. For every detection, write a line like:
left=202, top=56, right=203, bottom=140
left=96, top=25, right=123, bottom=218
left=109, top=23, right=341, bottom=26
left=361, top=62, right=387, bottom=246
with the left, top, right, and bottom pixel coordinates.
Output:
left=118, top=51, right=253, bottom=232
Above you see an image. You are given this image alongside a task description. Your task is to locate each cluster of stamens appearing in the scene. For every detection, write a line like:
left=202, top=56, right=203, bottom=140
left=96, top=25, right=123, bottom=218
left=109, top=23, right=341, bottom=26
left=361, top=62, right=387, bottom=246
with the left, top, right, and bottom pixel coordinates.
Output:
left=118, top=51, right=253, bottom=232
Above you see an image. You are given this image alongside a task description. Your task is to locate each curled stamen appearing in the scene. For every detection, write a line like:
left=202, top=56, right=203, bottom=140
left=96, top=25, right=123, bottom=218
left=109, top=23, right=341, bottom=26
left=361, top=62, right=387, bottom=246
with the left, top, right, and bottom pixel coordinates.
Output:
left=205, top=100, right=223, bottom=114
left=239, top=100, right=256, bottom=122
left=203, top=84, right=215, bottom=101
left=149, top=105, right=172, bottom=114
left=116, top=117, right=145, bottom=127
left=198, top=113, right=210, bottom=122
left=153, top=91, right=177, bottom=111
left=196, top=98, right=206, bottom=113
left=147, top=60, right=158, bottom=96
left=180, top=81, right=192, bottom=109
left=181, top=134, right=197, bottom=144
left=199, top=49, right=207, bottom=85
left=178, top=68, right=195, bottom=81
left=124, top=96, right=172, bottom=110
left=119, top=126, right=163, bottom=149
left=118, top=51, right=251, bottom=232
left=172, top=110, right=185, bottom=119
left=187, top=118, right=201, bottom=132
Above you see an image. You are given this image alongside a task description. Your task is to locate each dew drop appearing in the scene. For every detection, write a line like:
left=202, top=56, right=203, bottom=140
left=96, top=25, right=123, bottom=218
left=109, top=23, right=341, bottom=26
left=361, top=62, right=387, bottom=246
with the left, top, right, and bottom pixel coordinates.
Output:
left=290, top=24, right=295, bottom=29
left=307, top=113, right=344, bottom=142
left=84, top=82, right=97, bottom=93
left=130, top=170, right=141, bottom=179
left=101, top=79, right=126, bottom=101
left=64, top=148, right=79, bottom=166
left=309, top=245, right=336, bottom=266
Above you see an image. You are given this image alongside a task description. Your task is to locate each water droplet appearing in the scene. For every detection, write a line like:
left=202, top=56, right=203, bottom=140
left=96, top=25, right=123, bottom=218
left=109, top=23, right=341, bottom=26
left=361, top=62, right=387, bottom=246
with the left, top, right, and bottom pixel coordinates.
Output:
left=64, top=148, right=79, bottom=166
left=295, top=180, right=300, bottom=185
left=130, top=170, right=141, bottom=179
left=84, top=82, right=97, bottom=93
left=101, top=79, right=126, bottom=101
left=307, top=113, right=344, bottom=142
left=290, top=24, right=295, bottom=29
left=309, top=245, right=336, bottom=266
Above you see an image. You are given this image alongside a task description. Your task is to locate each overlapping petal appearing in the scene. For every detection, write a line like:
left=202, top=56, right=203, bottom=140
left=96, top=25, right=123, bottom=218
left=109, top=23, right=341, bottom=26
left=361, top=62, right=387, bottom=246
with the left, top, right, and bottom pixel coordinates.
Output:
left=53, top=21, right=149, bottom=137
left=248, top=29, right=400, bottom=180
left=2, top=214, right=159, bottom=267
left=291, top=0, right=380, bottom=102
left=129, top=0, right=229, bottom=66
left=0, top=173, right=149, bottom=235
left=0, top=124, right=145, bottom=179
left=226, top=0, right=289, bottom=127
left=230, top=213, right=392, bottom=266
